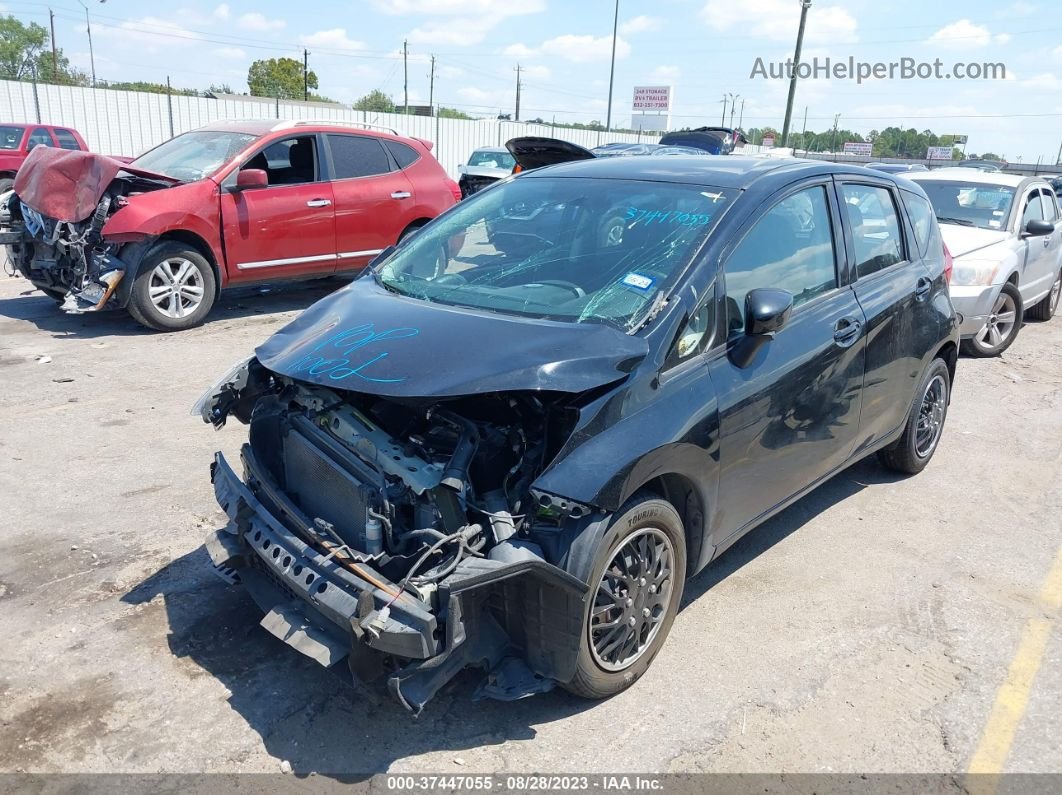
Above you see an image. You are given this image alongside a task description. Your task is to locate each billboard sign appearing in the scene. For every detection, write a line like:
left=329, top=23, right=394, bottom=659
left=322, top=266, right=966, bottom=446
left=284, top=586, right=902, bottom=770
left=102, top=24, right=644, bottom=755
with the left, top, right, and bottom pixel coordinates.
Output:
left=632, top=86, right=671, bottom=111
left=761, top=135, right=775, bottom=148
left=927, top=146, right=955, bottom=160
left=843, top=141, right=873, bottom=156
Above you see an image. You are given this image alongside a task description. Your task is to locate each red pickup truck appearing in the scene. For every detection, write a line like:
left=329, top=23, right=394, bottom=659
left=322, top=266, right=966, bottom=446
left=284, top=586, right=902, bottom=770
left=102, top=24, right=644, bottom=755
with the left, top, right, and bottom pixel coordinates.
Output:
left=0, top=124, right=90, bottom=193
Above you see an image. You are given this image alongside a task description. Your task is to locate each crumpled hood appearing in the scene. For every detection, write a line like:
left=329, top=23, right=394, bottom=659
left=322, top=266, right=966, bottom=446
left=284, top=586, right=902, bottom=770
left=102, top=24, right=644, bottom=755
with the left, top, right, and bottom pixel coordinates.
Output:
left=939, top=224, right=1011, bottom=259
left=255, top=276, right=649, bottom=398
left=13, top=146, right=180, bottom=222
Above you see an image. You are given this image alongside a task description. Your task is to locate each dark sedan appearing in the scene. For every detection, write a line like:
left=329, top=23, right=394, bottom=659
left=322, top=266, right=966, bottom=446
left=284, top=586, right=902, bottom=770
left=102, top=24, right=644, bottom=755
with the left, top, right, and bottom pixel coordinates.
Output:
left=195, top=157, right=959, bottom=712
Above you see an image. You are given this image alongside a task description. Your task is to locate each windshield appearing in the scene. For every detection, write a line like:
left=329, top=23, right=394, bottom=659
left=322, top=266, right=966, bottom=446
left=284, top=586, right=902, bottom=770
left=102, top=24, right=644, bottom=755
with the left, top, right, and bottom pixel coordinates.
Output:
left=131, top=130, right=258, bottom=181
left=468, top=150, right=515, bottom=169
left=916, top=180, right=1016, bottom=231
left=0, top=125, right=25, bottom=150
left=376, top=176, right=735, bottom=330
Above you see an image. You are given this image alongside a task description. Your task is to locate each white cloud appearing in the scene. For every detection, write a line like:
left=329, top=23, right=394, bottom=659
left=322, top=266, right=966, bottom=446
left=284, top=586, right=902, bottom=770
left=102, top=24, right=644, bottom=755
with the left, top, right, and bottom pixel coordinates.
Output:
left=238, top=12, right=286, bottom=32
left=214, top=47, right=245, bottom=60
left=540, top=34, right=631, bottom=63
left=298, top=28, right=365, bottom=51
left=502, top=43, right=539, bottom=58
left=700, top=0, right=857, bottom=45
left=1019, top=72, right=1061, bottom=90
left=650, top=65, right=681, bottom=82
left=213, top=4, right=231, bottom=21
left=375, top=0, right=542, bottom=15
left=620, top=16, right=662, bottom=35
left=927, top=20, right=999, bottom=49
left=522, top=64, right=552, bottom=80
left=994, top=33, right=1011, bottom=45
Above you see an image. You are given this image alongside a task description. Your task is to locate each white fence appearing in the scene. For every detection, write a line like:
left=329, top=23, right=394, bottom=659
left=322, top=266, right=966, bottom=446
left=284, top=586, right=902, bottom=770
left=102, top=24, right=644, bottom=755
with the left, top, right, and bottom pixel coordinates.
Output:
left=0, top=79, right=653, bottom=178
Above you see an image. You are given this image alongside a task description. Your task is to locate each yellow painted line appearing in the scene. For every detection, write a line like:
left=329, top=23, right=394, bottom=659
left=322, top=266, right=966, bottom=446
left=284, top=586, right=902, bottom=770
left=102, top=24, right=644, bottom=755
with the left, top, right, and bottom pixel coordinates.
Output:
left=965, top=546, right=1062, bottom=791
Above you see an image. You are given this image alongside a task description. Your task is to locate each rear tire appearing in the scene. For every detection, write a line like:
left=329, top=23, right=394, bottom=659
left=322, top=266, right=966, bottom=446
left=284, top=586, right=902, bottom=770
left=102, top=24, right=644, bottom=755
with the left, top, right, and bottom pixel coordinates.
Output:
left=126, top=242, right=216, bottom=332
left=0, top=177, right=14, bottom=194
left=878, top=358, right=950, bottom=475
left=960, top=282, right=1022, bottom=357
left=562, top=495, right=686, bottom=700
left=1026, top=268, right=1061, bottom=322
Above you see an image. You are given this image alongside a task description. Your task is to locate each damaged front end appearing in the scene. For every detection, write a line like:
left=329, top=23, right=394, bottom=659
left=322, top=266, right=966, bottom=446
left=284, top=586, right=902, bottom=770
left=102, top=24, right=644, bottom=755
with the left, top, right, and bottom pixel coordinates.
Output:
left=197, top=358, right=601, bottom=713
left=1, top=147, right=176, bottom=312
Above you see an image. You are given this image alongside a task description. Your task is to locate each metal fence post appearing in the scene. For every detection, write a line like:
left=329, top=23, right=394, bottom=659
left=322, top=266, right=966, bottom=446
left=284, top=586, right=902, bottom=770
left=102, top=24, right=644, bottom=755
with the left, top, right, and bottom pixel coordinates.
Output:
left=166, top=76, right=175, bottom=137
left=31, top=71, right=41, bottom=122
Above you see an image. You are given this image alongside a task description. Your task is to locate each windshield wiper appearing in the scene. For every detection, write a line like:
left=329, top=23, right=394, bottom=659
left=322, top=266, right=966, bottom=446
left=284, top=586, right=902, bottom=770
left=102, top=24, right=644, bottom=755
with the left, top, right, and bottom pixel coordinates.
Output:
left=935, top=216, right=976, bottom=227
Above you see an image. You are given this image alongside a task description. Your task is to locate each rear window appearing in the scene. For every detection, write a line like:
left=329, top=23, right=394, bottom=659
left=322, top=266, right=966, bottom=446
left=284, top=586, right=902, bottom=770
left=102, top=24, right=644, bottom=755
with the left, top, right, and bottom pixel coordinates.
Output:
left=0, top=125, right=25, bottom=150
left=841, top=184, right=905, bottom=278
left=327, top=134, right=391, bottom=179
left=53, top=129, right=81, bottom=150
left=385, top=140, right=421, bottom=169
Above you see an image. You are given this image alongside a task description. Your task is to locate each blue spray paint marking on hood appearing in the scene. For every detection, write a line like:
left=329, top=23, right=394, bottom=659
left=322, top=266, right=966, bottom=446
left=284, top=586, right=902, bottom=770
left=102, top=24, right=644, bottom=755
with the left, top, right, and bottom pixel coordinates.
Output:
left=255, top=277, right=650, bottom=398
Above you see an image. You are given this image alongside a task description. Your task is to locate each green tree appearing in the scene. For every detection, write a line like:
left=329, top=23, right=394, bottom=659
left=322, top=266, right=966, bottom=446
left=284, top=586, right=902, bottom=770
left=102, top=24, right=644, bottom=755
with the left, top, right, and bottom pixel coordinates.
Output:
left=247, top=57, right=318, bottom=100
left=438, top=106, right=472, bottom=120
left=100, top=80, right=197, bottom=96
left=0, top=14, right=86, bottom=84
left=353, top=89, right=394, bottom=112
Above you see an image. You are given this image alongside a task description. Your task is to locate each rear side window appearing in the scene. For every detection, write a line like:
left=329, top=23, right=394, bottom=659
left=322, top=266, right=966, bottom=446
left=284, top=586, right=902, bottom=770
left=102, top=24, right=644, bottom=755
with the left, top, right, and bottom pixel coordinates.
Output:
left=724, top=185, right=837, bottom=334
left=902, top=191, right=936, bottom=257
left=27, top=127, right=52, bottom=148
left=0, top=125, right=25, bottom=149
left=1042, top=190, right=1059, bottom=222
left=385, top=140, right=421, bottom=169
left=841, top=184, right=905, bottom=278
left=328, top=134, right=391, bottom=179
left=53, top=129, right=80, bottom=150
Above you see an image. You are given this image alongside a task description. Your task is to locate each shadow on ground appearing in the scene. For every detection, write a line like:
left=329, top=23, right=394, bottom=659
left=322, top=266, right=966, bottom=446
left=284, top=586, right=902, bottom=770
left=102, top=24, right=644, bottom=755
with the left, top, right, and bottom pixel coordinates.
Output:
left=123, top=427, right=905, bottom=778
left=0, top=278, right=345, bottom=340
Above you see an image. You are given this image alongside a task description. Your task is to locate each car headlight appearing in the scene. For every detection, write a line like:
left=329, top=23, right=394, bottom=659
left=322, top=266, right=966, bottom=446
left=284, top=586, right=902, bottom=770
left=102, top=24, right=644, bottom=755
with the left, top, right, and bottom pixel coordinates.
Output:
left=950, top=260, right=1000, bottom=287
left=191, top=355, right=254, bottom=424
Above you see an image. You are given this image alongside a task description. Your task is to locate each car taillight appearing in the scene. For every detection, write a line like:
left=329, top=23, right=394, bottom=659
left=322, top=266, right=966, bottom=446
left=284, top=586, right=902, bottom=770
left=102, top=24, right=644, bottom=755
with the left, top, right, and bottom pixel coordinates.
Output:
left=446, top=179, right=461, bottom=202
left=943, top=241, right=954, bottom=284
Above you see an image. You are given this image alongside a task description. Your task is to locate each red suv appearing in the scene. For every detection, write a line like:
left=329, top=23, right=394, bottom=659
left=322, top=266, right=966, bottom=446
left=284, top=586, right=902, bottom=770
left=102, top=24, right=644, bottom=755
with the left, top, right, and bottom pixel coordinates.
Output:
left=0, top=123, right=90, bottom=192
left=1, top=120, right=459, bottom=330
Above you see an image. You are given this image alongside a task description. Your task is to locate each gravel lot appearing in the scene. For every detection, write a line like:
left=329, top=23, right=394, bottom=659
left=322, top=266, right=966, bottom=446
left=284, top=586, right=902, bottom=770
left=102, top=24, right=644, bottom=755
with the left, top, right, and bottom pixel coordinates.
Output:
left=0, top=272, right=1059, bottom=778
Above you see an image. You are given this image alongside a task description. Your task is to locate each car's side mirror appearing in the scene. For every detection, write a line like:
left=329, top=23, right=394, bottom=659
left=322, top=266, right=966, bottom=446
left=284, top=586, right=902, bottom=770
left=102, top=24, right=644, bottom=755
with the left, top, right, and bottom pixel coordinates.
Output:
left=1023, top=219, right=1055, bottom=237
left=233, top=168, right=268, bottom=191
left=729, top=288, right=794, bottom=368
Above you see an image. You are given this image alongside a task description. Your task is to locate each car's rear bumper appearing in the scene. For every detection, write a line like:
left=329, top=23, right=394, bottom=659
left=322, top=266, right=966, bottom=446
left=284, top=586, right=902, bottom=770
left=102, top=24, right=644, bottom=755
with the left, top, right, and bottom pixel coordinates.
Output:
left=205, top=449, right=589, bottom=712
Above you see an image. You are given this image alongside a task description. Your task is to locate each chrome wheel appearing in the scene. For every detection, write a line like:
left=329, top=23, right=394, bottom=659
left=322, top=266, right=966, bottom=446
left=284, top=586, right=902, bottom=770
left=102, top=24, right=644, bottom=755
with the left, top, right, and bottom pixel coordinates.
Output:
left=974, top=290, right=1017, bottom=350
left=602, top=219, right=625, bottom=248
left=589, top=527, right=675, bottom=672
left=915, top=373, right=947, bottom=458
left=148, top=257, right=205, bottom=319
left=1050, top=272, right=1062, bottom=313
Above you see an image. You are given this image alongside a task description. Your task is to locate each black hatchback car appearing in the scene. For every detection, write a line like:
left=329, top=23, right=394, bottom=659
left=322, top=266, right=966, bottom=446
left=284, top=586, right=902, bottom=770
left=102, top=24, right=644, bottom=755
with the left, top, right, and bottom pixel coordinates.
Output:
left=196, top=157, right=959, bottom=712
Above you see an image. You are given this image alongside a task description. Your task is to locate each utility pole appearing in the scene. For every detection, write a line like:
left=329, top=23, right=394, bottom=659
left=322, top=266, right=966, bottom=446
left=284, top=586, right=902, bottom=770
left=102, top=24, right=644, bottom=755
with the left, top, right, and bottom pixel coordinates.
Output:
left=428, top=55, right=436, bottom=110
left=720, top=95, right=727, bottom=126
left=830, top=112, right=840, bottom=156
left=738, top=98, right=745, bottom=129
left=76, top=1, right=96, bottom=87
left=403, top=40, right=409, bottom=114
left=781, top=0, right=812, bottom=147
left=1056, top=138, right=1062, bottom=166
left=728, top=93, right=739, bottom=129
left=303, top=49, right=309, bottom=101
left=800, top=105, right=808, bottom=152
left=514, top=64, right=522, bottom=122
left=605, top=0, right=619, bottom=131
left=49, top=9, right=58, bottom=80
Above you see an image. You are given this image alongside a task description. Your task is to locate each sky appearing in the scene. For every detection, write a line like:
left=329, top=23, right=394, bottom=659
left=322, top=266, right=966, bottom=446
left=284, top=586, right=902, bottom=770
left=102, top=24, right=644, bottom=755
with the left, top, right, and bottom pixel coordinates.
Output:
left=4, top=0, right=1061, bottom=163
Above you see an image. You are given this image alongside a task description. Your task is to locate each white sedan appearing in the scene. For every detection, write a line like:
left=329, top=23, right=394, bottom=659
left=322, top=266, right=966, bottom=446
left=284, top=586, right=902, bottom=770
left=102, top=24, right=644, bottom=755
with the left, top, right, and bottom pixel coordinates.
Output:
left=907, top=169, right=1062, bottom=356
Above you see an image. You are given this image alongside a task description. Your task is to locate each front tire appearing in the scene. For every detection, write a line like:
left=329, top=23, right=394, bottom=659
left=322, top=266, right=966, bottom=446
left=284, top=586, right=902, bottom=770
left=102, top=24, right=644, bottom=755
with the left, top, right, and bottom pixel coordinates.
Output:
left=878, top=358, right=951, bottom=475
left=126, top=243, right=216, bottom=332
left=960, top=282, right=1022, bottom=357
left=563, top=495, right=686, bottom=700
left=1026, top=268, right=1061, bottom=322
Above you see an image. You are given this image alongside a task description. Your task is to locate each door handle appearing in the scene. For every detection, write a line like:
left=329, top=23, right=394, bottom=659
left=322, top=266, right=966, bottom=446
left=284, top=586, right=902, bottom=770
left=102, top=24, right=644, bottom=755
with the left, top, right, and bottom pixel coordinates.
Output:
left=391, top=191, right=412, bottom=200
left=833, top=316, right=862, bottom=347
left=914, top=276, right=933, bottom=300
left=306, top=199, right=332, bottom=208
